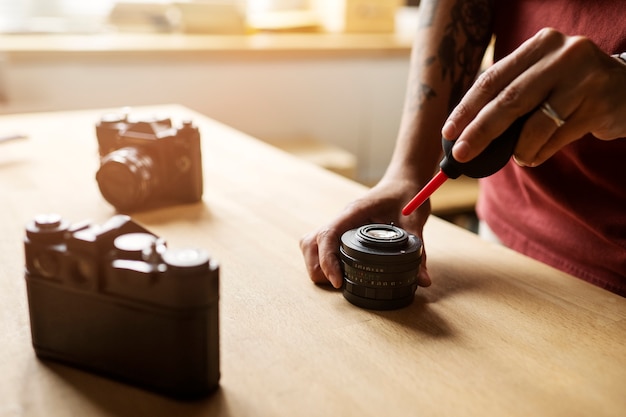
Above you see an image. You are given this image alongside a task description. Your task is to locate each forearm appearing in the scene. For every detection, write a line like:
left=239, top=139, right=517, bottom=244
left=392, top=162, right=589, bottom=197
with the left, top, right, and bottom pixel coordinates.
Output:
left=384, top=0, right=494, bottom=184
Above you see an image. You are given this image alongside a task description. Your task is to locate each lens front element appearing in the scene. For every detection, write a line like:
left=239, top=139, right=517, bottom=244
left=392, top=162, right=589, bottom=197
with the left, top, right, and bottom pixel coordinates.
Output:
left=340, top=224, right=422, bottom=310
left=96, top=147, right=154, bottom=212
left=357, top=224, right=408, bottom=248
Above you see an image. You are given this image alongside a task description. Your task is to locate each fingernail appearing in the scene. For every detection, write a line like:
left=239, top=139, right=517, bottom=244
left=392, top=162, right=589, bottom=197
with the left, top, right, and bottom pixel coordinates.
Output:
left=452, top=140, right=470, bottom=162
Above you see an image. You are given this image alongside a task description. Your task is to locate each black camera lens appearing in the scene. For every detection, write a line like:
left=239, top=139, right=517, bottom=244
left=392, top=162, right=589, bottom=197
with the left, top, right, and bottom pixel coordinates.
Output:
left=96, top=147, right=154, bottom=212
left=340, top=224, right=422, bottom=310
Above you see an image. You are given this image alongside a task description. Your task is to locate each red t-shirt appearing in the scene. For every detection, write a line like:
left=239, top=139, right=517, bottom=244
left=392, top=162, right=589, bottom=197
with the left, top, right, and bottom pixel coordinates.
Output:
left=478, top=0, right=626, bottom=295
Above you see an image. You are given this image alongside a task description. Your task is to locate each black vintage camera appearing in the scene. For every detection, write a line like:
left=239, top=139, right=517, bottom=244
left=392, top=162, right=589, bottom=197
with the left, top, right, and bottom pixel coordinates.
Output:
left=24, top=213, right=220, bottom=399
left=340, top=224, right=422, bottom=310
left=95, top=112, right=203, bottom=212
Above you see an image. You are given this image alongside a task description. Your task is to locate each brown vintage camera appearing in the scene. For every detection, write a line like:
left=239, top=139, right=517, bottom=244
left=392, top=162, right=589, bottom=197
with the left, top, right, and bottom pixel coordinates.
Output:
left=95, top=112, right=203, bottom=212
left=24, top=213, right=220, bottom=399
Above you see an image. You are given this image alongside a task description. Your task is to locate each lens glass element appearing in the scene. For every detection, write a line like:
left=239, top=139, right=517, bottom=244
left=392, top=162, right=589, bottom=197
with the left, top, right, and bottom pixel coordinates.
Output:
left=365, top=229, right=398, bottom=239
left=356, top=224, right=408, bottom=249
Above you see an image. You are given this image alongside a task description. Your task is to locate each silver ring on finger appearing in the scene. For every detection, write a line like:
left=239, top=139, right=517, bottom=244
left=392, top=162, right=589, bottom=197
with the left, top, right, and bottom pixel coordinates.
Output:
left=540, top=101, right=565, bottom=128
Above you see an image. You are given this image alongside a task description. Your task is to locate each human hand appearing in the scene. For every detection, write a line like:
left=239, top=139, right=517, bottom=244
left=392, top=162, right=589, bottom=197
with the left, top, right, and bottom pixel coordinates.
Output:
left=299, top=177, right=432, bottom=289
left=442, top=28, right=626, bottom=167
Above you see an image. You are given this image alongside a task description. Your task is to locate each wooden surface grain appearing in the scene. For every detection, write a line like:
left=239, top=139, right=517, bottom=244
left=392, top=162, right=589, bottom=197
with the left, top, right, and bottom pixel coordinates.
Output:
left=0, top=105, right=624, bottom=417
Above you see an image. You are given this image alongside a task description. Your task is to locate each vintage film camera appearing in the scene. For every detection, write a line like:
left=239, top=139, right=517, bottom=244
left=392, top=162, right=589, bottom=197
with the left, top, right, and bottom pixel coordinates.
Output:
left=340, top=224, right=422, bottom=310
left=24, top=213, right=220, bottom=398
left=95, top=112, right=204, bottom=212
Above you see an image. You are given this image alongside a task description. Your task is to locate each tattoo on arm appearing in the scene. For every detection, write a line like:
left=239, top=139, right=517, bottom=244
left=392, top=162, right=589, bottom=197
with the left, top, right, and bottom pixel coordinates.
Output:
left=439, top=0, right=494, bottom=111
left=407, top=57, right=437, bottom=113
left=409, top=0, right=494, bottom=114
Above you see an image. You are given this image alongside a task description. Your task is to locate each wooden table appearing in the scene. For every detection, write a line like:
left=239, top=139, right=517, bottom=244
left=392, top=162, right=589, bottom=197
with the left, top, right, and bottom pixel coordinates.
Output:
left=0, top=105, right=624, bottom=417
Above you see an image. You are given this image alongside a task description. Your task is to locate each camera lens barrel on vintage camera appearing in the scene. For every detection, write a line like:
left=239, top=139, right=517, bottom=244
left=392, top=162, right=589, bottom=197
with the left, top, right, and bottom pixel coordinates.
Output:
left=340, top=224, right=422, bottom=310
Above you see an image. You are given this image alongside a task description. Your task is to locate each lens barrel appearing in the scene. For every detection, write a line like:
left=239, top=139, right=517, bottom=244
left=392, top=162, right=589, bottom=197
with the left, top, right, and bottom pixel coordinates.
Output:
left=340, top=224, right=422, bottom=310
left=96, top=147, right=154, bottom=212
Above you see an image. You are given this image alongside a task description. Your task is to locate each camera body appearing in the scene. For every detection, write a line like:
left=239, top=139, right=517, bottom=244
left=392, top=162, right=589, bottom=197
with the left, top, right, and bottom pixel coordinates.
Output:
left=95, top=113, right=203, bottom=212
left=24, top=214, right=220, bottom=399
left=340, top=224, right=422, bottom=310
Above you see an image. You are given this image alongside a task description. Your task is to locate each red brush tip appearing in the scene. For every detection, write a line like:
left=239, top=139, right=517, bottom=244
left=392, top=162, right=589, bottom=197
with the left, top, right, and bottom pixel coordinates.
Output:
left=401, top=170, right=449, bottom=216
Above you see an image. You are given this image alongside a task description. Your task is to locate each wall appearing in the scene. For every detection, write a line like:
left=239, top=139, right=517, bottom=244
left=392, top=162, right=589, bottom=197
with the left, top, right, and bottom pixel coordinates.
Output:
left=0, top=44, right=410, bottom=184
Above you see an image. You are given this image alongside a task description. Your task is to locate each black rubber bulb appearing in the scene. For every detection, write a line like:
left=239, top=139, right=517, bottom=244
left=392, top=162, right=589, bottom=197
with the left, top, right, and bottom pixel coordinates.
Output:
left=402, top=112, right=531, bottom=216
left=440, top=112, right=531, bottom=179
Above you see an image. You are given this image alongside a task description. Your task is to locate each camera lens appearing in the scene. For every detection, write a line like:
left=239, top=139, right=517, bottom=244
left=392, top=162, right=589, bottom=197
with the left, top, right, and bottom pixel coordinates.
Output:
left=340, top=224, right=422, bottom=310
left=96, top=147, right=154, bottom=211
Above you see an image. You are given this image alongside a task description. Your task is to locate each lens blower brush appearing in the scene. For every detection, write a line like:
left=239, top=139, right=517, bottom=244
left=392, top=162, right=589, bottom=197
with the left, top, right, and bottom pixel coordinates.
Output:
left=402, top=114, right=530, bottom=216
